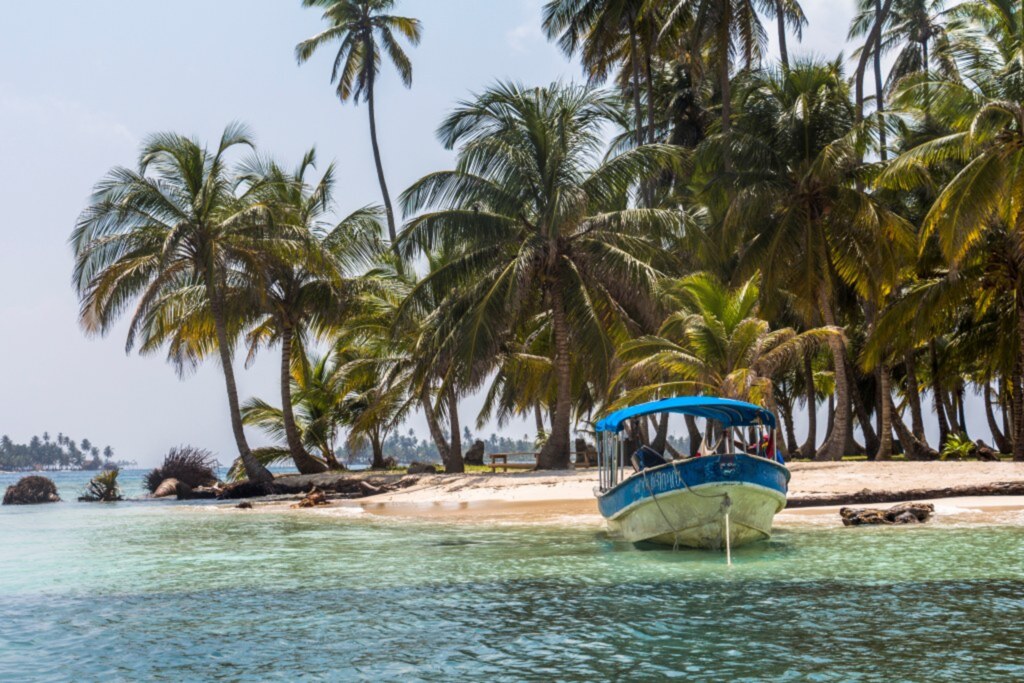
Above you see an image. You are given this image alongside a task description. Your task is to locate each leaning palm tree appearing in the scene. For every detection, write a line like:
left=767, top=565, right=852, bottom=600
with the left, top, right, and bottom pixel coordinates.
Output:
left=240, top=149, right=383, bottom=474
left=398, top=82, right=683, bottom=469
left=612, top=274, right=837, bottom=414
left=296, top=0, right=421, bottom=250
left=71, top=124, right=274, bottom=487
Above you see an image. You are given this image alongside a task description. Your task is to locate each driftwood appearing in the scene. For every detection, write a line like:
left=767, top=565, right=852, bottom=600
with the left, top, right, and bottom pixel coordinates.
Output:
left=840, top=502, right=934, bottom=526
left=407, top=462, right=438, bottom=474
left=788, top=481, right=1024, bottom=508
left=292, top=487, right=329, bottom=508
left=3, top=476, right=60, bottom=505
left=235, top=501, right=253, bottom=509
left=219, top=472, right=419, bottom=500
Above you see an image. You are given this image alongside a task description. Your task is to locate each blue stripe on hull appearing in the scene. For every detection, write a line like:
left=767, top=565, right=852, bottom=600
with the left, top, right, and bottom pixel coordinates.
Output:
left=596, top=454, right=790, bottom=521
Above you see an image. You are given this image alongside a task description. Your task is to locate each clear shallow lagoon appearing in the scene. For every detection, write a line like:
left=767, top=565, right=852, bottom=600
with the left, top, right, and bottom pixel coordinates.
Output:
left=2, top=471, right=1024, bottom=681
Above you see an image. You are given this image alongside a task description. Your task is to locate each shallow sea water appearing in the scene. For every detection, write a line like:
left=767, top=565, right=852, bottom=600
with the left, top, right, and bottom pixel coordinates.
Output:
left=2, top=471, right=1024, bottom=681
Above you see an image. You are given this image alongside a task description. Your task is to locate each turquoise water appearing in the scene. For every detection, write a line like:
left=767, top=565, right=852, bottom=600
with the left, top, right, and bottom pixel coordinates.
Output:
left=2, top=472, right=1024, bottom=681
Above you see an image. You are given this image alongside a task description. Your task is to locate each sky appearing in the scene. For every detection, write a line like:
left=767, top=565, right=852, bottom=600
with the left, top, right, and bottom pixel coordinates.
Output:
left=0, top=0, right=966, bottom=467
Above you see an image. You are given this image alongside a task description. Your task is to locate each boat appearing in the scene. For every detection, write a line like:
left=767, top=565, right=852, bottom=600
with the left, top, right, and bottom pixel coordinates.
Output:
left=594, top=397, right=790, bottom=551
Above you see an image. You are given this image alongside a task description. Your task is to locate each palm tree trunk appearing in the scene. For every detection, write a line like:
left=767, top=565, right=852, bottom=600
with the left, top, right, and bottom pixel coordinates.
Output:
left=891, top=402, right=938, bottom=460
left=421, top=391, right=450, bottom=465
left=800, top=351, right=817, bottom=458
left=1015, top=301, right=1024, bottom=460
left=855, top=0, right=892, bottom=131
left=904, top=351, right=927, bottom=442
left=957, top=386, right=968, bottom=439
left=929, top=340, right=951, bottom=445
left=538, top=287, right=572, bottom=469
left=874, top=0, right=888, bottom=161
left=206, top=278, right=273, bottom=487
left=628, top=29, right=644, bottom=148
left=876, top=364, right=894, bottom=460
left=718, top=23, right=732, bottom=144
left=644, top=52, right=656, bottom=145
left=445, top=388, right=465, bottom=473
left=651, top=413, right=669, bottom=453
left=685, top=414, right=701, bottom=456
left=781, top=401, right=798, bottom=456
left=776, top=0, right=789, bottom=71
left=848, top=360, right=879, bottom=456
left=280, top=325, right=326, bottom=474
left=985, top=381, right=1012, bottom=453
left=534, top=403, right=545, bottom=437
left=817, top=288, right=850, bottom=461
left=370, top=431, right=384, bottom=470
left=366, top=73, right=398, bottom=251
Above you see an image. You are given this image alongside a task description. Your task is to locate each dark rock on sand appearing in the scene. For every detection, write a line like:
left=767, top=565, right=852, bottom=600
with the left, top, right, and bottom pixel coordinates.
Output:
left=464, top=440, right=486, bottom=466
left=840, top=502, right=935, bottom=526
left=407, top=462, right=438, bottom=474
left=3, top=476, right=60, bottom=505
left=236, top=501, right=253, bottom=509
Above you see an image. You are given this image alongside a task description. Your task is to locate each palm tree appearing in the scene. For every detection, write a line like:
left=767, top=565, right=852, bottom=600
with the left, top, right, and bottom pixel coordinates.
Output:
left=398, top=82, right=683, bottom=469
left=722, top=60, right=913, bottom=459
left=240, top=149, right=383, bottom=474
left=543, top=0, right=652, bottom=148
left=877, top=0, right=1024, bottom=458
left=764, top=0, right=807, bottom=71
left=664, top=0, right=768, bottom=142
left=612, top=274, right=837, bottom=416
left=242, top=349, right=351, bottom=470
left=296, top=0, right=421, bottom=251
left=71, top=124, right=274, bottom=486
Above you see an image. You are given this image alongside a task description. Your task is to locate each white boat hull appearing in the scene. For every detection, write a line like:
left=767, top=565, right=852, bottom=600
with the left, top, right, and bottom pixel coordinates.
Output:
left=605, top=482, right=786, bottom=549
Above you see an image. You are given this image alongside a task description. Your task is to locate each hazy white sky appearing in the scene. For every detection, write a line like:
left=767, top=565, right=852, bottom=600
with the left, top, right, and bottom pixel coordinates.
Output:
left=0, top=1, right=931, bottom=466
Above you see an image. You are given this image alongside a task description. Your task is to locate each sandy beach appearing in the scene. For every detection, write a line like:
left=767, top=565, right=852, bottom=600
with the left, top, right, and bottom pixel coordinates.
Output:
left=251, top=461, right=1024, bottom=528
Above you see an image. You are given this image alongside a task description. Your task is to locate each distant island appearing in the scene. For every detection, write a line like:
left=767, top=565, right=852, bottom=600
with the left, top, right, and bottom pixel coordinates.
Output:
left=0, top=433, right=134, bottom=472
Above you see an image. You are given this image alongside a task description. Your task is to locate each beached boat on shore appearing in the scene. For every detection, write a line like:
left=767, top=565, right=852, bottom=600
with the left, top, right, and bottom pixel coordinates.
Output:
left=594, top=397, right=790, bottom=550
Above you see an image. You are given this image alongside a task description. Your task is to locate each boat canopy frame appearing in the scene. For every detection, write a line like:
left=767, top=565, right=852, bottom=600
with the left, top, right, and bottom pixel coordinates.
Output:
left=595, top=397, right=778, bottom=492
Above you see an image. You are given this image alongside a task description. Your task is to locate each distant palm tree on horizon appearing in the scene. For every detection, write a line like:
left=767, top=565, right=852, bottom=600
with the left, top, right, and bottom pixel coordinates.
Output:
left=296, top=0, right=422, bottom=254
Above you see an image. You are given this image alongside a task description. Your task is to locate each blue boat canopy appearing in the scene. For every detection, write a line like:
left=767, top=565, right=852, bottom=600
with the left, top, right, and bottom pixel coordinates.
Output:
left=595, top=397, right=776, bottom=433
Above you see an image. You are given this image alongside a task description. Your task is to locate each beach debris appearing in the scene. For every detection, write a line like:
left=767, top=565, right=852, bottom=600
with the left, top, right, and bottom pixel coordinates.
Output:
left=145, top=446, right=220, bottom=494
left=235, top=501, right=253, bottom=509
left=2, top=475, right=60, bottom=505
left=174, top=483, right=218, bottom=500
left=153, top=478, right=181, bottom=498
left=974, top=441, right=1001, bottom=461
left=464, top=440, right=486, bottom=466
left=78, top=469, right=123, bottom=502
left=292, top=487, right=329, bottom=508
left=407, top=462, right=438, bottom=474
left=839, top=502, right=934, bottom=526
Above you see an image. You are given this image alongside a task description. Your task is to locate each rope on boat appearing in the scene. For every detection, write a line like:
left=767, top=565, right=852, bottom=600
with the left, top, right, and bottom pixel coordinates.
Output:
left=722, top=494, right=733, bottom=566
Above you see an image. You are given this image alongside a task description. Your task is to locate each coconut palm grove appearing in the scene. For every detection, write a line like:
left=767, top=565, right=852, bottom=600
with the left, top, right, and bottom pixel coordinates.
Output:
left=69, top=0, right=1024, bottom=477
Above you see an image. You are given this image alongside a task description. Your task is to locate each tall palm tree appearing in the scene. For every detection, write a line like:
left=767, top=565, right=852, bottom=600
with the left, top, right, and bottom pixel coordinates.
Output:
left=71, top=124, right=275, bottom=486
left=240, top=149, right=383, bottom=473
left=723, top=60, right=914, bottom=459
left=764, top=0, right=807, bottom=72
left=296, top=0, right=421, bottom=250
left=398, top=82, right=683, bottom=469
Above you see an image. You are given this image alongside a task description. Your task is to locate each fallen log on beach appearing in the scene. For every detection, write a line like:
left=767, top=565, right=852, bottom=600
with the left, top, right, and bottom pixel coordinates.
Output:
left=788, top=481, right=1024, bottom=508
left=218, top=472, right=420, bottom=500
left=840, top=502, right=934, bottom=526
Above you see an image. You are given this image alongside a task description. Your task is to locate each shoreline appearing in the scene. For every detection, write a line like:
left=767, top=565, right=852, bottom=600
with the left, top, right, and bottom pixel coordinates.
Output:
left=236, top=461, right=1024, bottom=528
